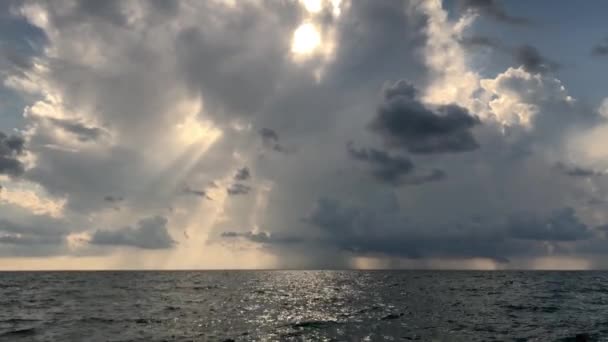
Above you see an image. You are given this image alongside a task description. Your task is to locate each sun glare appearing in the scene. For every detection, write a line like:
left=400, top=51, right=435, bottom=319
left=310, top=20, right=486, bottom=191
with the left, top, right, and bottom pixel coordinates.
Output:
left=300, top=0, right=323, bottom=13
left=291, top=23, right=321, bottom=55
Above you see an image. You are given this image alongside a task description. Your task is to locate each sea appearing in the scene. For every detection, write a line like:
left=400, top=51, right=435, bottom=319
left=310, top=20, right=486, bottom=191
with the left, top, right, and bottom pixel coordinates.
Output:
left=1, top=271, right=606, bottom=341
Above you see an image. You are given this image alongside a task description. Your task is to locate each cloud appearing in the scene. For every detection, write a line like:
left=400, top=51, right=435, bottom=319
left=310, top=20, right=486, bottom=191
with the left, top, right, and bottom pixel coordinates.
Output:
left=0, top=131, right=26, bottom=177
left=296, top=197, right=596, bottom=261
left=507, top=208, right=592, bottom=241
left=400, top=169, right=446, bottom=185
left=234, top=167, right=251, bottom=181
left=182, top=186, right=212, bottom=200
left=89, top=216, right=174, bottom=249
left=221, top=231, right=271, bottom=243
left=459, top=0, right=531, bottom=26
left=103, top=195, right=123, bottom=203
left=259, top=128, right=287, bottom=153
left=460, top=38, right=559, bottom=75
left=347, top=142, right=445, bottom=186
left=592, top=38, right=608, bottom=57
left=347, top=143, right=414, bottom=184
left=459, top=35, right=502, bottom=49
left=369, top=80, right=481, bottom=154
left=45, top=117, right=107, bottom=142
left=221, top=230, right=303, bottom=245
left=226, top=183, right=251, bottom=196
left=513, top=45, right=559, bottom=75
left=555, top=162, right=605, bottom=178
left=2, top=0, right=608, bottom=269
left=0, top=234, right=64, bottom=246
left=0, top=212, right=75, bottom=257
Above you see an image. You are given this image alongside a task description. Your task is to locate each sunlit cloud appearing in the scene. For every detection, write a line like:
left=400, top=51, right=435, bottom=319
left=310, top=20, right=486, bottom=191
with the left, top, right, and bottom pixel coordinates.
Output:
left=300, top=0, right=323, bottom=13
left=0, top=183, right=65, bottom=218
left=291, top=22, right=321, bottom=56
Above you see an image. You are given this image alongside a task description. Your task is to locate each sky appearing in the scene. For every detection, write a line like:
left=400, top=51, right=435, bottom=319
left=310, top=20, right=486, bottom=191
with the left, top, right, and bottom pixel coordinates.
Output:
left=1, top=0, right=608, bottom=270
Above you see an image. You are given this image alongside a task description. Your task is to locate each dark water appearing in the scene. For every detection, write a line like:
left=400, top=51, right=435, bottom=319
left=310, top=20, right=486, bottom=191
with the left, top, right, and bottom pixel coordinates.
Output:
left=1, top=271, right=607, bottom=341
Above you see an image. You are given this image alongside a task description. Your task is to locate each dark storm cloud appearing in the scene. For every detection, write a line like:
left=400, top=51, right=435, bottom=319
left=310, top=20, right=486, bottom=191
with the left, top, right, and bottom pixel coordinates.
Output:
left=347, top=143, right=446, bottom=186
left=296, top=198, right=597, bottom=261
left=234, top=167, right=251, bottom=181
left=369, top=80, right=481, bottom=154
left=226, top=183, right=251, bottom=196
left=507, top=208, right=592, bottom=241
left=347, top=143, right=413, bottom=184
left=259, top=128, right=287, bottom=153
left=46, top=117, right=107, bottom=142
left=90, top=216, right=175, bottom=249
left=513, top=45, right=559, bottom=74
left=459, top=0, right=531, bottom=26
left=591, top=38, right=608, bottom=56
left=301, top=197, right=513, bottom=261
left=555, top=162, right=605, bottom=178
left=0, top=131, right=25, bottom=177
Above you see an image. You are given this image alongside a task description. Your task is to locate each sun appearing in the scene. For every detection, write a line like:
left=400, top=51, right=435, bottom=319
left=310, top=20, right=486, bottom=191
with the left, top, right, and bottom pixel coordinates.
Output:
left=291, top=23, right=321, bottom=55
left=300, top=0, right=323, bottom=13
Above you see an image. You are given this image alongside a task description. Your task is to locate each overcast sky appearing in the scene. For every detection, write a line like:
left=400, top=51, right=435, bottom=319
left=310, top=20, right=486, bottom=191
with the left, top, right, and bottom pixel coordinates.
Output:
left=1, top=0, right=608, bottom=270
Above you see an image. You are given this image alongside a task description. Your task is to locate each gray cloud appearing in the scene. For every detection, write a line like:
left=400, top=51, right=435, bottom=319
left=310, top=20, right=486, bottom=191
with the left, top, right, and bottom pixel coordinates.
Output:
left=0, top=234, right=64, bottom=246
left=0, top=218, right=69, bottom=238
left=259, top=128, right=287, bottom=153
left=327, top=1, right=428, bottom=85
left=347, top=143, right=414, bottom=185
left=46, top=117, right=107, bottom=142
left=369, top=80, right=481, bottom=154
left=234, top=167, right=250, bottom=181
left=460, top=38, right=558, bottom=75
left=400, top=169, right=446, bottom=185
left=555, top=162, right=605, bottom=178
left=104, top=195, right=124, bottom=203
left=513, top=45, right=559, bottom=75
left=297, top=197, right=596, bottom=261
left=90, top=216, right=174, bottom=249
left=221, top=231, right=271, bottom=243
left=3, top=0, right=608, bottom=269
left=174, top=2, right=299, bottom=124
left=0, top=131, right=25, bottom=177
left=183, top=186, right=212, bottom=200
left=459, top=0, right=531, bottom=26
left=0, top=215, right=72, bottom=257
left=226, top=183, right=251, bottom=196
left=592, top=38, right=608, bottom=57
left=459, top=35, right=502, bottom=49
left=347, top=143, right=446, bottom=186
left=507, top=208, right=592, bottom=242
left=221, top=230, right=303, bottom=245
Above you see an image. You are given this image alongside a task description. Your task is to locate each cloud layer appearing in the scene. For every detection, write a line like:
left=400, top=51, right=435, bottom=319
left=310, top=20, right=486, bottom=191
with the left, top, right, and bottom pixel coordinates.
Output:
left=0, top=0, right=607, bottom=269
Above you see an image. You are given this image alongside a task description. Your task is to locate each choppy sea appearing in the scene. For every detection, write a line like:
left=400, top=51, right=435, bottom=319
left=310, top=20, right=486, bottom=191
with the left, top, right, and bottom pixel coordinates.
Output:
left=1, top=271, right=607, bottom=341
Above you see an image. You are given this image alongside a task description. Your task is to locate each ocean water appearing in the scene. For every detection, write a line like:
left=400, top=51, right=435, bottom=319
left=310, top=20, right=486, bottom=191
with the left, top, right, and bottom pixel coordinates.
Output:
left=1, top=271, right=607, bottom=341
